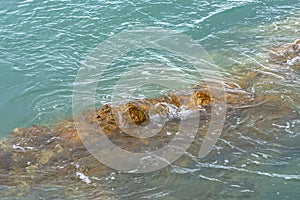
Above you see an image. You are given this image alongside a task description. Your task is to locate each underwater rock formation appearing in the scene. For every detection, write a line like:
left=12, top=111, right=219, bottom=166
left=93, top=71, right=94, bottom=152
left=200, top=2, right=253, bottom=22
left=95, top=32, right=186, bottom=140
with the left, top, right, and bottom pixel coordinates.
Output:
left=268, top=39, right=300, bottom=69
left=0, top=39, right=299, bottom=197
left=94, top=83, right=253, bottom=137
left=0, top=83, right=254, bottom=198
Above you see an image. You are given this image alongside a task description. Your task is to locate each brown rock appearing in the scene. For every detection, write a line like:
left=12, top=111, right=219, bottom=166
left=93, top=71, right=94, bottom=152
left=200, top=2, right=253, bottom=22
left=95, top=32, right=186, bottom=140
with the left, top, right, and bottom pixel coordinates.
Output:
left=268, top=39, right=300, bottom=69
left=120, top=102, right=149, bottom=125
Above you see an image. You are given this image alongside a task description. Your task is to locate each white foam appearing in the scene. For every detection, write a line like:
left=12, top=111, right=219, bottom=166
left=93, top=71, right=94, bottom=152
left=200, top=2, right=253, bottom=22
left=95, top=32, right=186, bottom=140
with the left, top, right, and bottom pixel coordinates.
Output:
left=76, top=172, right=91, bottom=184
left=12, top=144, right=25, bottom=152
left=287, top=55, right=300, bottom=66
left=141, top=71, right=152, bottom=75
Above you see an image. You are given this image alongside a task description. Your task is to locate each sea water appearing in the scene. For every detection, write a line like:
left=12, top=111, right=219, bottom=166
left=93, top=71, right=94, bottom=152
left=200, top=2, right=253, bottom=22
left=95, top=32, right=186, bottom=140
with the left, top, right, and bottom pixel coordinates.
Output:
left=1, top=0, right=300, bottom=199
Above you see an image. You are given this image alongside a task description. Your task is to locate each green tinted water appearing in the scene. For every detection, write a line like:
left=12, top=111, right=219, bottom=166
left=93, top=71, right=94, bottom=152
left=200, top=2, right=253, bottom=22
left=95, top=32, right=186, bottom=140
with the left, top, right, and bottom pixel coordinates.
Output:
left=1, top=0, right=299, bottom=135
left=1, top=0, right=300, bottom=199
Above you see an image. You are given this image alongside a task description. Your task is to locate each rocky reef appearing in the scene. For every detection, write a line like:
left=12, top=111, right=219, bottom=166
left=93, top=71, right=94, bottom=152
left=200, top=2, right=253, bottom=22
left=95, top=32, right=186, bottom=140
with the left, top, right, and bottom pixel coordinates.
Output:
left=94, top=83, right=252, bottom=137
left=0, top=39, right=299, bottom=198
left=268, top=39, right=300, bottom=69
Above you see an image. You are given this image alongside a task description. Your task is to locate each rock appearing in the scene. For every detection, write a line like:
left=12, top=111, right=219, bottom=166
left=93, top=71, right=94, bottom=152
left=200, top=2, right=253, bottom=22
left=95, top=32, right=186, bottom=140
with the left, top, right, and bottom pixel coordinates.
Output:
left=96, top=104, right=118, bottom=135
left=268, top=39, right=300, bottom=69
left=0, top=152, right=15, bottom=171
left=119, top=102, right=149, bottom=125
left=38, top=150, right=55, bottom=165
left=0, top=39, right=298, bottom=199
left=25, top=165, right=39, bottom=173
left=189, top=91, right=212, bottom=107
left=12, top=128, right=19, bottom=133
left=54, top=144, right=64, bottom=154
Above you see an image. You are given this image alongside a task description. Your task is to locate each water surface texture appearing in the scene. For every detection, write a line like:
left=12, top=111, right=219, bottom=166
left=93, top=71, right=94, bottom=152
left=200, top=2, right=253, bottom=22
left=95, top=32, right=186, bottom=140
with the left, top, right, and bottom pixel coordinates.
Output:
left=1, top=0, right=300, bottom=199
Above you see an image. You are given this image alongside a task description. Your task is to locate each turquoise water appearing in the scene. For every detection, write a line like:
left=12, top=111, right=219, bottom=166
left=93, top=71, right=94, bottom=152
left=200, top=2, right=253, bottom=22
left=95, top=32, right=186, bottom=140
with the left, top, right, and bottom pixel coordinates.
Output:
left=1, top=0, right=300, bottom=199
left=1, top=0, right=299, bottom=135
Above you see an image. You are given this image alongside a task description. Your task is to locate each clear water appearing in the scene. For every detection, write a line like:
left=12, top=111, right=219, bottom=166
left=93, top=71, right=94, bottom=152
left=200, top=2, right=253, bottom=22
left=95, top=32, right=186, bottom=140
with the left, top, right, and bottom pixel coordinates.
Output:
left=1, top=0, right=300, bottom=199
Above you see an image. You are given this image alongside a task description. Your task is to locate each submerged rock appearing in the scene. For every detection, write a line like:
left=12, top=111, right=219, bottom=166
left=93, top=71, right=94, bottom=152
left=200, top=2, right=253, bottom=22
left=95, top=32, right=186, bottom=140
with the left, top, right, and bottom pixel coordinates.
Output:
left=0, top=39, right=299, bottom=198
left=0, top=80, right=254, bottom=187
left=268, top=39, right=300, bottom=69
left=93, top=82, right=253, bottom=137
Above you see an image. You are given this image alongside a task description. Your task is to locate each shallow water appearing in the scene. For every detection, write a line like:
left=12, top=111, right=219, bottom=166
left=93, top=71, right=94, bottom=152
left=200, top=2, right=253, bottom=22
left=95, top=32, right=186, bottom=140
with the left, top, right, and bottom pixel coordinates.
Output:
left=1, top=0, right=300, bottom=199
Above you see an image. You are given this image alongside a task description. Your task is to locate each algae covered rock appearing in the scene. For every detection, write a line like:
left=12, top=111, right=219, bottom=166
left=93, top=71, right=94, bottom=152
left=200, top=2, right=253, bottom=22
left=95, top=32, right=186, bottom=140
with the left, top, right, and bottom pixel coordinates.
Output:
left=268, top=39, right=300, bottom=69
left=0, top=39, right=299, bottom=200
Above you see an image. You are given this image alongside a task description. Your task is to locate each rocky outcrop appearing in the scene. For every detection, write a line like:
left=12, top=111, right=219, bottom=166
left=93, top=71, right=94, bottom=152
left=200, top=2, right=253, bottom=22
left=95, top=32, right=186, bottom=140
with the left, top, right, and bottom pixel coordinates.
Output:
left=0, top=80, right=254, bottom=188
left=0, top=39, right=299, bottom=196
left=94, top=82, right=253, bottom=137
left=268, top=39, right=300, bottom=69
